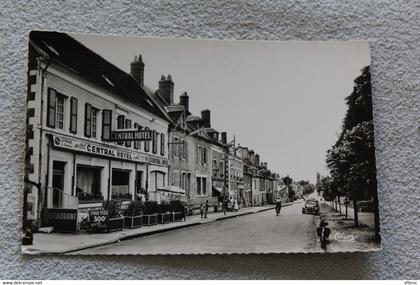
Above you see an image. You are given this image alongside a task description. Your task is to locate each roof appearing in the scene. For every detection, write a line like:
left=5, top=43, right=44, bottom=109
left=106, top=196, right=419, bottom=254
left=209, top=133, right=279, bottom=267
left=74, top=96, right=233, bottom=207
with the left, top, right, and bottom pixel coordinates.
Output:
left=29, top=31, right=170, bottom=123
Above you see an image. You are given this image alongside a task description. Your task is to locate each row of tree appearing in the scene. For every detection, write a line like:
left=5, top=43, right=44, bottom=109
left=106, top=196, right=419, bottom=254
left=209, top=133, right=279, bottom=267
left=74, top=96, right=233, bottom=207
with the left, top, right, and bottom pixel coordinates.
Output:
left=321, top=66, right=380, bottom=240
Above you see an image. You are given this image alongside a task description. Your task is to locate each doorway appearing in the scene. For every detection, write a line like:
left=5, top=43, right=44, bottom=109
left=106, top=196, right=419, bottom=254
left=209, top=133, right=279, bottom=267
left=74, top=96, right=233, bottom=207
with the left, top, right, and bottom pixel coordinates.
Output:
left=52, top=161, right=66, bottom=208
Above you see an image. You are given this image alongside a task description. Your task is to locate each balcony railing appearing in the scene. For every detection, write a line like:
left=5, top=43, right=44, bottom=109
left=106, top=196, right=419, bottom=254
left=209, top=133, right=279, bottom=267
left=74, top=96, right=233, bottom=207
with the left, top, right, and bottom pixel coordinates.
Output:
left=46, top=187, right=78, bottom=209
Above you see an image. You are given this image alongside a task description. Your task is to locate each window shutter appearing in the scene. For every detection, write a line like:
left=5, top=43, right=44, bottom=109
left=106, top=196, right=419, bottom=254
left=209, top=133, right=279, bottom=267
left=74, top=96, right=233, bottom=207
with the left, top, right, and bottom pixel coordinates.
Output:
left=102, top=110, right=112, bottom=141
left=125, top=119, right=132, bottom=147
left=69, top=97, right=78, bottom=133
left=160, top=133, right=165, bottom=156
left=84, top=103, right=92, bottom=137
left=144, top=127, right=150, bottom=152
left=152, top=130, right=157, bottom=154
left=133, top=123, right=139, bottom=149
left=47, top=88, right=56, bottom=128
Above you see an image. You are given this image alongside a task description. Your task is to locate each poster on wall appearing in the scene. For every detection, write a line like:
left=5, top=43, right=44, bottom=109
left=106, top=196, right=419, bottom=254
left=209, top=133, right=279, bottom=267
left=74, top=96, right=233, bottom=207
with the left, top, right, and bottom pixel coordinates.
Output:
left=21, top=31, right=381, bottom=255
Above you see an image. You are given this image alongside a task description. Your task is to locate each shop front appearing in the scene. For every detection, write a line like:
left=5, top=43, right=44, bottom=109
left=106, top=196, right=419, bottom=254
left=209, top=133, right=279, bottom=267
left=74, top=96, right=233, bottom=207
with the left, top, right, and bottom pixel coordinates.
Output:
left=43, top=134, right=168, bottom=231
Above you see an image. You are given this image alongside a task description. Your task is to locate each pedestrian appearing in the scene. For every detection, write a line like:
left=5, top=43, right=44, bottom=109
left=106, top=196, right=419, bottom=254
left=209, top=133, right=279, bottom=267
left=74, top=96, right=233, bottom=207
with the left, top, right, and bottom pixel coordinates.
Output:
left=204, top=200, right=209, bottom=218
left=223, top=199, right=227, bottom=215
left=200, top=203, right=204, bottom=218
left=275, top=197, right=282, bottom=216
left=234, top=198, right=239, bottom=212
left=182, top=203, right=189, bottom=222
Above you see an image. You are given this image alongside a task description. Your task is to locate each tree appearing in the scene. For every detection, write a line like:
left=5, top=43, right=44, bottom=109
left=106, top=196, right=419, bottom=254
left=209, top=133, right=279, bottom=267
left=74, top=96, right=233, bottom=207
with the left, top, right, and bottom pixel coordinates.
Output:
left=282, top=176, right=293, bottom=200
left=325, top=66, right=379, bottom=239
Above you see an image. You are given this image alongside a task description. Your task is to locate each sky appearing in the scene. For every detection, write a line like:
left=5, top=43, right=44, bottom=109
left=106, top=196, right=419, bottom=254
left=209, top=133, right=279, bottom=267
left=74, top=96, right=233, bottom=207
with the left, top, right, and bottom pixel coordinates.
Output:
left=72, top=33, right=370, bottom=184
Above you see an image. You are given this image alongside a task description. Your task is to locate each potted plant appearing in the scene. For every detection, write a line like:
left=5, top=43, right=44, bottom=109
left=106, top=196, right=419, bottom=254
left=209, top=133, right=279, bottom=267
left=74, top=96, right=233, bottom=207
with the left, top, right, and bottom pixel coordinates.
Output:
left=169, top=200, right=184, bottom=222
left=157, top=201, right=171, bottom=224
left=103, top=199, right=124, bottom=232
left=124, top=200, right=143, bottom=229
left=143, top=201, right=158, bottom=226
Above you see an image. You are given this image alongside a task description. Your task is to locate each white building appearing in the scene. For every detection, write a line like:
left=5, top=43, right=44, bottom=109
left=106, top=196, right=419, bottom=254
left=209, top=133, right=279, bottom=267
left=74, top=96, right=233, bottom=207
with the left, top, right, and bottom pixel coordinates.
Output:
left=24, top=31, right=171, bottom=230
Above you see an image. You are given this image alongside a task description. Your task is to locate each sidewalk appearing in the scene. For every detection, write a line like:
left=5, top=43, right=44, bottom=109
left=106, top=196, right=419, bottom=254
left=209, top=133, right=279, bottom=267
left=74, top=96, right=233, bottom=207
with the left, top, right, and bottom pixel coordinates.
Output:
left=22, top=204, right=290, bottom=255
left=317, top=203, right=380, bottom=252
left=328, top=201, right=374, bottom=228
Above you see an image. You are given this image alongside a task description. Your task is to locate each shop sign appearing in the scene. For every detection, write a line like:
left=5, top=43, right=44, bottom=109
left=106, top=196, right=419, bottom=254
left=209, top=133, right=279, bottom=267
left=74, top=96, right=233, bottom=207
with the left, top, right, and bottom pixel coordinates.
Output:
left=89, top=209, right=109, bottom=224
left=43, top=208, right=78, bottom=232
left=149, top=156, right=168, bottom=166
left=107, top=130, right=152, bottom=142
left=52, top=135, right=148, bottom=163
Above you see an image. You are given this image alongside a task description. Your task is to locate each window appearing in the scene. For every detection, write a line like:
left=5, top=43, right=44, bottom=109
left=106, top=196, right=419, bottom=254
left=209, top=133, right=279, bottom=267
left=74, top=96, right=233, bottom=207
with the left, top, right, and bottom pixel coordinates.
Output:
left=125, top=119, right=131, bottom=147
left=102, top=110, right=112, bottom=141
left=196, top=177, right=207, bottom=196
left=91, top=108, right=98, bottom=138
left=197, top=145, right=207, bottom=165
left=69, top=97, right=77, bottom=133
left=47, top=88, right=56, bottom=128
left=173, top=137, right=178, bottom=156
left=178, top=139, right=184, bottom=158
left=116, top=115, right=125, bottom=145
left=56, top=96, right=65, bottom=129
left=152, top=130, right=158, bottom=154
left=202, top=177, right=207, bottom=195
left=160, top=133, right=165, bottom=156
left=84, top=103, right=91, bottom=137
left=220, top=161, right=224, bottom=177
left=76, top=165, right=101, bottom=197
left=144, top=127, right=150, bottom=152
left=202, top=147, right=206, bottom=164
left=111, top=169, right=130, bottom=199
left=117, top=115, right=125, bottom=129
left=196, top=177, right=201, bottom=196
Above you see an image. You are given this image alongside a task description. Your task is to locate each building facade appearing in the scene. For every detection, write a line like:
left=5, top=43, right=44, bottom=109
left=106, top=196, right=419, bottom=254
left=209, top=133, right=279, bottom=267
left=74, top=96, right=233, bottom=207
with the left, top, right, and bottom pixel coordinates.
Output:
left=24, top=32, right=171, bottom=230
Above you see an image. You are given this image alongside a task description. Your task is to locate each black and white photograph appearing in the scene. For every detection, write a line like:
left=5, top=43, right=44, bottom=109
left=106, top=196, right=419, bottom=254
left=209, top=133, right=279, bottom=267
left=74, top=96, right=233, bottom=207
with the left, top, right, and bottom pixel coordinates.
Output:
left=21, top=31, right=381, bottom=255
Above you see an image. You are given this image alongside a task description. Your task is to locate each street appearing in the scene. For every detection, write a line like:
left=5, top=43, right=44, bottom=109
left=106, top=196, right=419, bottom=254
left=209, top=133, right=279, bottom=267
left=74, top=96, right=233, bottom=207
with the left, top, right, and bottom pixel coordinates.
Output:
left=73, top=201, right=321, bottom=254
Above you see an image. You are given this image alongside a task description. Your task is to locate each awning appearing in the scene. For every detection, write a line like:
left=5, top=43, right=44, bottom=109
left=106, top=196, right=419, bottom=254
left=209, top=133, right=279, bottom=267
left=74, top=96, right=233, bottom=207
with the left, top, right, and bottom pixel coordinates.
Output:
left=158, top=186, right=186, bottom=195
left=212, top=187, right=223, bottom=193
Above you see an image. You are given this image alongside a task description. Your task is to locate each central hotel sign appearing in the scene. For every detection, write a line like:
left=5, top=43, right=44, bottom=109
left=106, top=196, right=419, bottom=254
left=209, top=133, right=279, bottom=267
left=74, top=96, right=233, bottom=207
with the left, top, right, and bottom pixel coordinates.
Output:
left=107, top=130, right=152, bottom=142
left=51, top=135, right=167, bottom=166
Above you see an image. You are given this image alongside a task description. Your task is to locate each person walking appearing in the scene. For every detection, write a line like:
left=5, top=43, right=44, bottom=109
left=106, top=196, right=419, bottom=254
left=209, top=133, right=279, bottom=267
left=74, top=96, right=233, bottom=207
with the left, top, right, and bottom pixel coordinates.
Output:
left=182, top=203, right=189, bottom=222
left=233, top=198, right=239, bottom=212
left=200, top=203, right=205, bottom=218
left=275, top=197, right=282, bottom=216
left=223, top=198, right=227, bottom=215
left=204, top=200, right=209, bottom=218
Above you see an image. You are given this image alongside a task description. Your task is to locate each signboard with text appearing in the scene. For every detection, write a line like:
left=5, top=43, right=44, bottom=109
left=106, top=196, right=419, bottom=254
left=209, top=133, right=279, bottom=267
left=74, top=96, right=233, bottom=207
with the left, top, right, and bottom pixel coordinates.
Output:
left=107, top=130, right=152, bottom=142
left=51, top=134, right=168, bottom=166
left=42, top=208, right=78, bottom=232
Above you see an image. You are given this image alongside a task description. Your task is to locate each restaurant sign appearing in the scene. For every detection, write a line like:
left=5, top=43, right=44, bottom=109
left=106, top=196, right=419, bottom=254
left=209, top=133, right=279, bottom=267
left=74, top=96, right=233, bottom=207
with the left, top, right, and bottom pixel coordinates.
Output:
left=107, top=130, right=152, bottom=142
left=42, top=208, right=78, bottom=232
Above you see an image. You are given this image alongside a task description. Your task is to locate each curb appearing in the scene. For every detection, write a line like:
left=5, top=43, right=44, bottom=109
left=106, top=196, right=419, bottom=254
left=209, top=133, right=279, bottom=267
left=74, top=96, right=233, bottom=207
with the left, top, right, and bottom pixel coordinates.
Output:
left=26, top=204, right=294, bottom=254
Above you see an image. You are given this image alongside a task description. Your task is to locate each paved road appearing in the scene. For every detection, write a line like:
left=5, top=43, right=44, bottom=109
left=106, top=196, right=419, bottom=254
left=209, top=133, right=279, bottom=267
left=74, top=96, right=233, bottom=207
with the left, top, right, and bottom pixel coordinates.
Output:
left=73, top=201, right=320, bottom=254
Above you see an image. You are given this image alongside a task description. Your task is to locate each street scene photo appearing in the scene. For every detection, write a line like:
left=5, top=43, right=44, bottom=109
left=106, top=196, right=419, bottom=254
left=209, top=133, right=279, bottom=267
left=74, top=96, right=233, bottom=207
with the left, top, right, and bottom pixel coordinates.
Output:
left=21, top=31, right=381, bottom=254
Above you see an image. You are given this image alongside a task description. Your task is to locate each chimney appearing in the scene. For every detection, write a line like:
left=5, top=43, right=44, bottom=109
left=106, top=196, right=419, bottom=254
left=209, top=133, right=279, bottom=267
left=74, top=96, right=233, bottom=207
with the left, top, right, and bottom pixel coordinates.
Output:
left=255, top=154, right=260, bottom=166
left=179, top=92, right=189, bottom=113
left=249, top=150, right=255, bottom=162
left=263, top=162, right=268, bottom=169
left=159, top=74, right=174, bottom=105
left=221, top=132, right=227, bottom=144
left=201, top=109, right=211, bottom=128
left=130, top=55, right=145, bottom=87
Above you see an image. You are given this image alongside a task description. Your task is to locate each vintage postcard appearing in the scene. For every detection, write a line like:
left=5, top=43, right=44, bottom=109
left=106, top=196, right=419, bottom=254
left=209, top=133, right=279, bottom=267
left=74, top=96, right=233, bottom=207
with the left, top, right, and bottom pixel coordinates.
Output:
left=21, top=31, right=381, bottom=254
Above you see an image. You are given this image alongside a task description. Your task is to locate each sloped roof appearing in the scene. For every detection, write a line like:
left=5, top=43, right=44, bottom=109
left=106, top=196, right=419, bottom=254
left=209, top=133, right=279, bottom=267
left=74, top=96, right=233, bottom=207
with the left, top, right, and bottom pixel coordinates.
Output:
left=29, top=31, right=170, bottom=123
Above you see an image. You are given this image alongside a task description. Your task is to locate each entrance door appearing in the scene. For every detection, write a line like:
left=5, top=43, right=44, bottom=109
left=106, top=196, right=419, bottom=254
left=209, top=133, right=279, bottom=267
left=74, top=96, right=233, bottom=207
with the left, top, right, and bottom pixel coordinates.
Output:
left=52, top=161, right=66, bottom=208
left=135, top=171, right=143, bottom=200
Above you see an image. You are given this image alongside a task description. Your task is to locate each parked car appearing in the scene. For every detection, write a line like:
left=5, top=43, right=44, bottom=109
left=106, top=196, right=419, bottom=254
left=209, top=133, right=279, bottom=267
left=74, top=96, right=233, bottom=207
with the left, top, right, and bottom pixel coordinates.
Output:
left=302, top=199, right=320, bottom=215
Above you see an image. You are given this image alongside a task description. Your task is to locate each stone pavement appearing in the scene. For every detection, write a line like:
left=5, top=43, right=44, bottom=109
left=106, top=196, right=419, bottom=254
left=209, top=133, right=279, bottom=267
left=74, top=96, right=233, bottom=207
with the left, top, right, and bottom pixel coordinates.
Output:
left=22, top=204, right=291, bottom=255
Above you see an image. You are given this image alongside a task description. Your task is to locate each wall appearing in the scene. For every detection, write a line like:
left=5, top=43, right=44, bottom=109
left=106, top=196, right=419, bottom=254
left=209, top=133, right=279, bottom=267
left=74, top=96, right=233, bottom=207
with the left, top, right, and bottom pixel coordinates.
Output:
left=0, top=0, right=419, bottom=280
